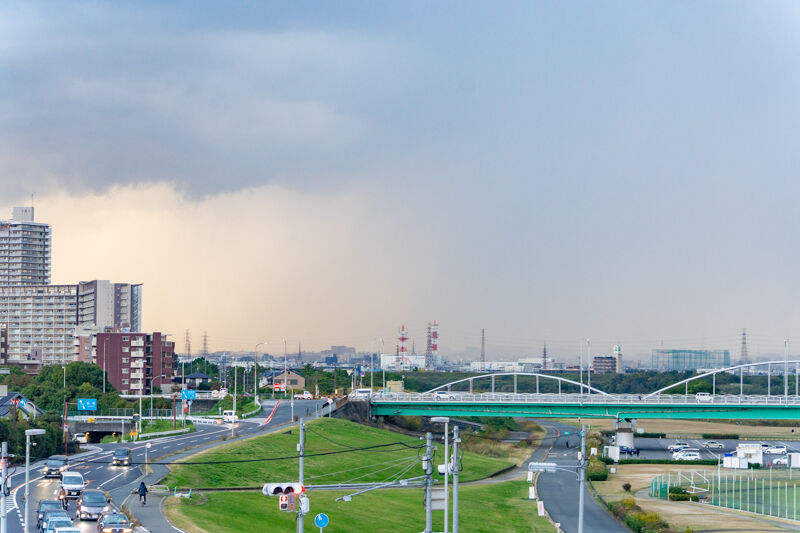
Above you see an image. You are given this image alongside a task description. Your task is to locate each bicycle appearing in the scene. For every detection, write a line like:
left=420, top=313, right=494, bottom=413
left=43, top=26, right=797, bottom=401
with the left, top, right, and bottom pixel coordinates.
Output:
left=139, top=494, right=146, bottom=506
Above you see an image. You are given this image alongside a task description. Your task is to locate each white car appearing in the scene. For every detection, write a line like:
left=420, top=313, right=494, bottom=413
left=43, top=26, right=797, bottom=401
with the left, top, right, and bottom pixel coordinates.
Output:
left=293, top=391, right=313, bottom=400
left=679, top=451, right=701, bottom=461
left=673, top=448, right=700, bottom=460
left=695, top=392, right=713, bottom=403
left=765, top=445, right=787, bottom=455
left=773, top=457, right=789, bottom=466
left=349, top=389, right=373, bottom=400
left=433, top=391, right=455, bottom=400
left=702, top=441, right=725, bottom=449
left=667, top=442, right=690, bottom=453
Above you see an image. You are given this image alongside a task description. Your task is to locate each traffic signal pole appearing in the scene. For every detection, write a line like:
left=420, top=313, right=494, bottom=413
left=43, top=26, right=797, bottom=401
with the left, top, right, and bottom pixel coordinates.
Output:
left=578, top=424, right=586, bottom=533
left=1, top=442, right=7, bottom=533
left=297, top=419, right=305, bottom=533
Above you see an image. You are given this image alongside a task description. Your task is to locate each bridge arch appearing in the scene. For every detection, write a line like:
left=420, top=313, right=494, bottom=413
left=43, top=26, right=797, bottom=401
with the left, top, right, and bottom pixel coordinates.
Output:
left=643, top=359, right=800, bottom=399
left=425, top=372, right=611, bottom=396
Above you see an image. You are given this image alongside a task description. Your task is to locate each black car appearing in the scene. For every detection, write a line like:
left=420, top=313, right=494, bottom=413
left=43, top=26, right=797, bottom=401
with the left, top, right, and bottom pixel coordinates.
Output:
left=619, top=445, right=639, bottom=456
left=35, top=500, right=62, bottom=529
left=111, top=448, right=131, bottom=467
left=96, top=512, right=132, bottom=533
left=42, top=455, right=68, bottom=478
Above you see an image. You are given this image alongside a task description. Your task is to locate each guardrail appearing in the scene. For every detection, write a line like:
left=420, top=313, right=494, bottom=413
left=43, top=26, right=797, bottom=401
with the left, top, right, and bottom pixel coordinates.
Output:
left=370, top=392, right=800, bottom=406
left=138, top=427, right=192, bottom=439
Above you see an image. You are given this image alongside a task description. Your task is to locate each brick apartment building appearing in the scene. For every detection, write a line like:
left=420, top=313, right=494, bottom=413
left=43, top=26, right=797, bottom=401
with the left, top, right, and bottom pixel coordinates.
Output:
left=97, top=332, right=174, bottom=394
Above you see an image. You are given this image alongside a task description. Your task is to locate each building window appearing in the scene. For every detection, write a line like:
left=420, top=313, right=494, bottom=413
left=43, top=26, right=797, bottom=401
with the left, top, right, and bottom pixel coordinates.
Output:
left=122, top=368, right=129, bottom=374
left=122, top=358, right=128, bottom=363
left=122, top=379, right=128, bottom=384
left=122, top=336, right=129, bottom=341
left=122, top=347, right=129, bottom=353
left=289, top=379, right=298, bottom=385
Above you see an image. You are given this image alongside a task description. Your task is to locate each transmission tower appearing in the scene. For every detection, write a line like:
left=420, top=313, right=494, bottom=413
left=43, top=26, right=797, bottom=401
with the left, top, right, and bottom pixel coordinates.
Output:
left=184, top=330, right=192, bottom=358
left=201, top=331, right=208, bottom=373
left=740, top=329, right=749, bottom=365
left=480, top=328, right=486, bottom=371
left=424, top=323, right=433, bottom=369
left=542, top=342, right=548, bottom=370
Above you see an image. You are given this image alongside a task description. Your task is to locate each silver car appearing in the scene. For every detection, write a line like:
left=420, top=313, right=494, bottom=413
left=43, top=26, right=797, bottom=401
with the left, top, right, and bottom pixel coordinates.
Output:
left=75, top=489, right=110, bottom=521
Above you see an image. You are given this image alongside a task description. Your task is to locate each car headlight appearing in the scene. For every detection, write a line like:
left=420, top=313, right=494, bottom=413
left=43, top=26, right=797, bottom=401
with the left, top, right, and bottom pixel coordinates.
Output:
left=104, top=506, right=111, bottom=512
left=123, top=529, right=133, bottom=533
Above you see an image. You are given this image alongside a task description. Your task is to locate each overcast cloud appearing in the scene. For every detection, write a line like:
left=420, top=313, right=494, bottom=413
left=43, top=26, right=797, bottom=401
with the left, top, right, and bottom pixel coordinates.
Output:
left=2, top=2, right=800, bottom=360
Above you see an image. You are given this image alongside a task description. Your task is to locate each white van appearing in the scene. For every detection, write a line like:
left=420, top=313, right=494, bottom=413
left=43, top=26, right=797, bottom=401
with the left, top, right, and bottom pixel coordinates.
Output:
left=349, top=389, right=373, bottom=401
left=222, top=410, right=238, bottom=423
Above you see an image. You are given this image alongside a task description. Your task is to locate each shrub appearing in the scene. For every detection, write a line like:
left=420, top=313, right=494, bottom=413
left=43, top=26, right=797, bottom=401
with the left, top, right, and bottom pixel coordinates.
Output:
left=622, top=482, right=632, bottom=492
left=668, top=486, right=688, bottom=494
left=669, top=493, right=699, bottom=502
left=586, top=460, right=608, bottom=481
left=701, top=433, right=738, bottom=439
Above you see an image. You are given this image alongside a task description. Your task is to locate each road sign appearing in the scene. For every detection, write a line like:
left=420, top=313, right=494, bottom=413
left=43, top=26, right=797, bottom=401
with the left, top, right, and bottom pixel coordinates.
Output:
left=18, top=398, right=27, bottom=408
left=77, top=398, right=96, bottom=411
left=314, top=513, right=329, bottom=528
left=537, top=500, right=545, bottom=517
left=63, top=424, right=68, bottom=431
left=529, top=486, right=536, bottom=500
left=181, top=390, right=197, bottom=400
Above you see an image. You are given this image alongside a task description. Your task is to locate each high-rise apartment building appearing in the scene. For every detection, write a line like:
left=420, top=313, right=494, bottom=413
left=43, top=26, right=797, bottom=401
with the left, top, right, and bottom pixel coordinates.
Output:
left=96, top=332, right=174, bottom=394
left=0, top=207, right=51, bottom=286
left=0, top=280, right=142, bottom=365
left=651, top=349, right=730, bottom=371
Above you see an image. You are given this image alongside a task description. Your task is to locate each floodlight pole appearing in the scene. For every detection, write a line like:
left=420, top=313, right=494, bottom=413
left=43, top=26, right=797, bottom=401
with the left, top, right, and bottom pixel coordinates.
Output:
left=578, top=424, right=586, bottom=533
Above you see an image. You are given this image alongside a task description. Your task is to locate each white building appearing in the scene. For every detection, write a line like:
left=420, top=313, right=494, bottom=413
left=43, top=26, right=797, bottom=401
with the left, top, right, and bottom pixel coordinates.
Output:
left=0, top=207, right=51, bottom=286
left=78, top=280, right=142, bottom=333
left=469, top=361, right=526, bottom=372
left=380, top=354, right=427, bottom=370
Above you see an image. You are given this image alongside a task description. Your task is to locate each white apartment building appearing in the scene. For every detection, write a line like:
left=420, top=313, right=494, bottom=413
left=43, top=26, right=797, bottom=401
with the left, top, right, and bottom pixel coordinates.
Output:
left=0, top=280, right=143, bottom=365
left=0, top=207, right=51, bottom=286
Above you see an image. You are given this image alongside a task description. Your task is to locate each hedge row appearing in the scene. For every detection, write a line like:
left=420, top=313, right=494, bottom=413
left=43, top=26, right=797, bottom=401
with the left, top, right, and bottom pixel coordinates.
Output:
left=600, top=430, right=666, bottom=439
left=598, top=457, right=718, bottom=465
left=701, top=433, right=738, bottom=439
left=587, top=459, right=609, bottom=481
left=608, top=498, right=671, bottom=533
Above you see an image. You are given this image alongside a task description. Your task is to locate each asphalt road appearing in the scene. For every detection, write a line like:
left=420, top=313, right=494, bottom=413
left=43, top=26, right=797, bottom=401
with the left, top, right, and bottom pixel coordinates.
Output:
left=6, top=398, right=328, bottom=533
left=620, top=436, right=798, bottom=466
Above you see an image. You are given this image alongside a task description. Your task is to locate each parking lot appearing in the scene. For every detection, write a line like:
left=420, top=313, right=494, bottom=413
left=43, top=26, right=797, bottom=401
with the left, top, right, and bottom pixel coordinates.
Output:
left=615, top=437, right=799, bottom=467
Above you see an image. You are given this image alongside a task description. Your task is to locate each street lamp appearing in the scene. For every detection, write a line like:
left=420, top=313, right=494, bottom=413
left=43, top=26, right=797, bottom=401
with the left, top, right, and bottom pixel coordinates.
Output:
left=25, top=428, right=46, bottom=532
left=282, top=338, right=287, bottom=398
left=431, top=416, right=450, bottom=533
left=254, top=341, right=267, bottom=403
left=62, top=365, right=66, bottom=389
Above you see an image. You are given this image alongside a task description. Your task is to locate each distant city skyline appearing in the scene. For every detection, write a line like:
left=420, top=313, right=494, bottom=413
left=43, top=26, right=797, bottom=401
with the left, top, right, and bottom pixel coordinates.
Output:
left=4, top=2, right=800, bottom=361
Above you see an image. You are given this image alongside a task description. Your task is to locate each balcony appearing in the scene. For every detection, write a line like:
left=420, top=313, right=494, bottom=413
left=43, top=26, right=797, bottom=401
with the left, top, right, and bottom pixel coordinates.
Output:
left=130, top=349, right=144, bottom=357
left=131, top=339, right=144, bottom=347
left=130, top=380, right=144, bottom=389
left=130, top=371, right=144, bottom=380
left=130, top=360, right=144, bottom=369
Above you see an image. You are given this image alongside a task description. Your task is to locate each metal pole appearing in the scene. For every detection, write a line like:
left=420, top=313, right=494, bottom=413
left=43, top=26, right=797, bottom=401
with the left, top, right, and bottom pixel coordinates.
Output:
left=579, top=342, right=583, bottom=396
left=297, top=419, right=305, bottom=533
left=284, top=338, right=288, bottom=398
left=24, top=436, right=30, bottom=533
left=740, top=368, right=743, bottom=396
left=1, top=442, right=7, bottom=533
left=578, top=424, right=586, bottom=533
left=587, top=339, right=591, bottom=395
left=232, top=357, right=237, bottom=438
left=768, top=365, right=771, bottom=396
left=444, top=421, right=449, bottom=533
left=785, top=340, right=789, bottom=402
left=381, top=338, right=385, bottom=392
left=453, top=426, right=459, bottom=533
left=425, top=433, right=432, bottom=533
left=103, top=338, right=108, bottom=394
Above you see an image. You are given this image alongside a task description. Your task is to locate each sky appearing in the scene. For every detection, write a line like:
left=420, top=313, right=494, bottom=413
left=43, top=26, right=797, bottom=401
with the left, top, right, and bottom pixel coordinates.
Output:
left=2, top=1, right=800, bottom=362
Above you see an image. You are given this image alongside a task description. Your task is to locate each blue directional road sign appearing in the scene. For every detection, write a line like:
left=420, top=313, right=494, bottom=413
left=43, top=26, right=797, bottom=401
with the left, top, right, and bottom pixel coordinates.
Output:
left=314, top=513, right=329, bottom=528
left=77, top=398, right=97, bottom=411
left=181, top=390, right=197, bottom=400
left=18, top=398, right=27, bottom=408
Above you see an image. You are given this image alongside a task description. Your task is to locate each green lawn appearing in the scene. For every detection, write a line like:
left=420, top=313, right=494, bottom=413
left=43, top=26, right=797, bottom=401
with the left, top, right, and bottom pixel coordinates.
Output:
left=141, top=419, right=194, bottom=434
left=162, top=418, right=515, bottom=488
left=165, top=480, right=555, bottom=533
left=198, top=396, right=260, bottom=417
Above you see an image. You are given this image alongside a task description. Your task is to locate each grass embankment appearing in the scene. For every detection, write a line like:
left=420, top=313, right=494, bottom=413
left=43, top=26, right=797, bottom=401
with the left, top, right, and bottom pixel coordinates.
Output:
left=141, top=419, right=194, bottom=434
left=198, top=396, right=260, bottom=417
left=163, top=418, right=516, bottom=489
left=164, top=480, right=555, bottom=533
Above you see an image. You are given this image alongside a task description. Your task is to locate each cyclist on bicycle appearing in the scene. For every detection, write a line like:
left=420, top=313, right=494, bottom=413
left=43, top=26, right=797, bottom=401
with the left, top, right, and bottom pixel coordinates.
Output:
left=138, top=482, right=148, bottom=505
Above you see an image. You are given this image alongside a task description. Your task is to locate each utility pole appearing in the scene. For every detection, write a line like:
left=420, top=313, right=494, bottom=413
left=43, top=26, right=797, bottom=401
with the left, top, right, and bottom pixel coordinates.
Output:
left=297, top=419, right=305, bottom=533
left=424, top=432, right=433, bottom=533
left=453, top=426, right=460, bottom=533
left=1, top=441, right=7, bottom=533
left=578, top=424, right=586, bottom=533
left=62, top=397, right=68, bottom=456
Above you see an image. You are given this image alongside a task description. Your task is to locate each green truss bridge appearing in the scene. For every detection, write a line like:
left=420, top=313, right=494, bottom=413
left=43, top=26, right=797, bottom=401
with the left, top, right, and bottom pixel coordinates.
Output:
left=370, top=360, right=800, bottom=420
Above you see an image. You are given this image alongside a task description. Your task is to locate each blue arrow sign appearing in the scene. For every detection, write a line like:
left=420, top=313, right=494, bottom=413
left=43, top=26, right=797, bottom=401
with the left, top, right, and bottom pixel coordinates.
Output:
left=181, top=390, right=197, bottom=400
left=77, top=398, right=97, bottom=411
left=314, top=513, right=329, bottom=528
left=18, top=398, right=27, bottom=408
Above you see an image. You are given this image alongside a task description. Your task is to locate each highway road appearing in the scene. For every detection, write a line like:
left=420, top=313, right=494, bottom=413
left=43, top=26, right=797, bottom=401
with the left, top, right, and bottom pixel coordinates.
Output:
left=5, top=398, right=328, bottom=533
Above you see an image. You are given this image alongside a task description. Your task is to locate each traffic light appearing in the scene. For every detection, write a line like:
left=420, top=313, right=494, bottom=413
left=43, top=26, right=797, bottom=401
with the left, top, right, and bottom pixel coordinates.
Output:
left=279, top=494, right=289, bottom=511
left=299, top=494, right=310, bottom=515
left=262, top=483, right=305, bottom=497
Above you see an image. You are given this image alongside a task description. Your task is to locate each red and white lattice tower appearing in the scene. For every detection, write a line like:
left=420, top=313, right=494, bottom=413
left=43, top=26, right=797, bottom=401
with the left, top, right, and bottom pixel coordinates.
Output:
left=397, top=325, right=409, bottom=364
left=431, top=321, right=439, bottom=362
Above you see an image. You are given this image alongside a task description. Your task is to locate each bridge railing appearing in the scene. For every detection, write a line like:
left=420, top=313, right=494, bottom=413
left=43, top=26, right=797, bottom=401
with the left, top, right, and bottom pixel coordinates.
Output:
left=371, top=392, right=800, bottom=405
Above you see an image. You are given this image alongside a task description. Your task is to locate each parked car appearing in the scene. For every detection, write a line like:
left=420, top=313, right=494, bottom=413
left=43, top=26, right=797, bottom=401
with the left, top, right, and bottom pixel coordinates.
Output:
left=59, top=472, right=86, bottom=499
left=111, top=448, right=131, bottom=467
left=667, top=442, right=690, bottom=453
left=680, top=451, right=701, bottom=461
left=75, top=489, right=111, bottom=521
left=96, top=511, right=132, bottom=533
left=36, top=500, right=62, bottom=529
left=695, top=392, right=713, bottom=403
left=765, top=445, right=788, bottom=455
left=773, top=456, right=789, bottom=466
left=702, top=441, right=725, bottom=449
left=619, top=445, right=639, bottom=456
left=673, top=448, right=700, bottom=460
left=433, top=391, right=455, bottom=401
left=42, top=455, right=68, bottom=478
